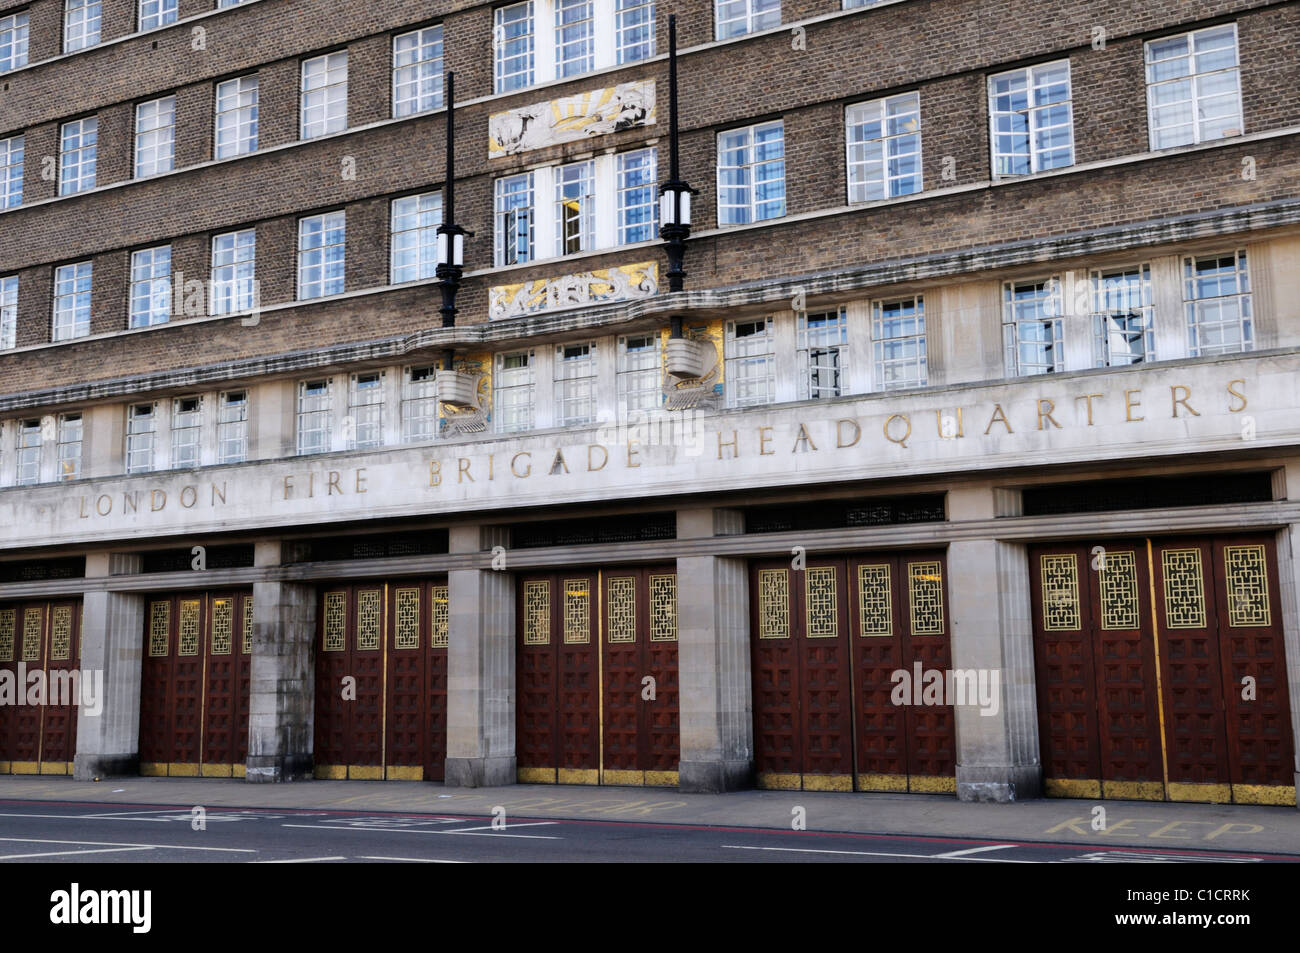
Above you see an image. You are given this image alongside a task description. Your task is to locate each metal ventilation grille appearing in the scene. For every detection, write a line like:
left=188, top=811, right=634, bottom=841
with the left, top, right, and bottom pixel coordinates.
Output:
left=1022, top=472, right=1273, bottom=517
left=0, top=557, right=86, bottom=583
left=294, top=529, right=451, bottom=562
left=512, top=513, right=676, bottom=549
left=744, top=495, right=946, bottom=535
left=141, top=545, right=254, bottom=573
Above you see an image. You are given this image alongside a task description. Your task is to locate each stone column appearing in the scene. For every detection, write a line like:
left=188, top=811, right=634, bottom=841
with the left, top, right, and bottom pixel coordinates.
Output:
left=245, top=540, right=316, bottom=782
left=73, top=553, right=146, bottom=780
left=946, top=485, right=1042, bottom=802
left=1273, top=461, right=1300, bottom=806
left=444, top=525, right=516, bottom=787
left=676, top=507, right=753, bottom=793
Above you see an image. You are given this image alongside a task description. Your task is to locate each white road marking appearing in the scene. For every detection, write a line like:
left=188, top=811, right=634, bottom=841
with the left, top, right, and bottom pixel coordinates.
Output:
left=441, top=821, right=558, bottom=833
left=932, top=844, right=1019, bottom=858
left=253, top=856, right=348, bottom=864
left=0, top=836, right=254, bottom=853
left=0, top=846, right=155, bottom=860
left=79, top=809, right=188, bottom=818
left=0, top=812, right=172, bottom=823
left=358, top=856, right=468, bottom=863
left=280, top=823, right=559, bottom=841
left=721, top=845, right=1036, bottom=862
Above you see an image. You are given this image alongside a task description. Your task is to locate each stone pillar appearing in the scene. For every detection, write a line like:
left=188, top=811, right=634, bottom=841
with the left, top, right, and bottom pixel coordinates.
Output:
left=676, top=507, right=753, bottom=793
left=1273, top=461, right=1300, bottom=806
left=245, top=540, right=316, bottom=782
left=444, top=525, right=516, bottom=787
left=946, top=485, right=1042, bottom=802
left=73, top=553, right=146, bottom=780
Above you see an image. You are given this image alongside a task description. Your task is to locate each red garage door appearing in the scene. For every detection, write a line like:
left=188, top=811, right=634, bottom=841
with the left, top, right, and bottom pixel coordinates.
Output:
left=0, top=600, right=83, bottom=775
left=139, top=591, right=253, bottom=777
left=313, top=579, right=448, bottom=780
left=517, top=567, right=679, bottom=786
left=750, top=553, right=956, bottom=793
left=1031, top=534, right=1295, bottom=804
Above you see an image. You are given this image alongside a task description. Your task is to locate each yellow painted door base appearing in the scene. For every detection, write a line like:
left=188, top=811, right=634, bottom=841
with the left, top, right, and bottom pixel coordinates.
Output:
left=1045, top=777, right=1295, bottom=805
left=517, top=766, right=557, bottom=783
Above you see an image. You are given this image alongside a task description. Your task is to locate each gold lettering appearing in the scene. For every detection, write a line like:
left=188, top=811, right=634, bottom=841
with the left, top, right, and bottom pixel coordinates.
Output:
left=180, top=486, right=197, bottom=508
left=626, top=440, right=640, bottom=468
left=150, top=489, right=166, bottom=511
left=79, top=497, right=90, bottom=519
left=717, top=430, right=738, bottom=460
left=355, top=468, right=367, bottom=493
left=1036, top=398, right=1061, bottom=430
left=283, top=475, right=295, bottom=499
left=511, top=452, right=532, bottom=478
left=428, top=461, right=442, bottom=487
left=836, top=419, right=860, bottom=448
left=883, top=414, right=911, bottom=448
left=458, top=458, right=474, bottom=482
left=792, top=423, right=818, bottom=453
left=327, top=471, right=342, bottom=495
left=758, top=427, right=774, bottom=455
left=935, top=409, right=964, bottom=438
left=1075, top=393, right=1103, bottom=426
left=984, top=404, right=1013, bottom=434
left=488, top=454, right=495, bottom=480
left=1124, top=389, right=1144, bottom=422
left=1227, top=379, right=1247, bottom=413
left=123, top=491, right=139, bottom=513
left=1171, top=385, right=1199, bottom=418
left=550, top=450, right=570, bottom=475
left=96, top=494, right=113, bottom=516
left=308, top=472, right=315, bottom=498
left=211, top=482, right=227, bottom=505
left=587, top=445, right=608, bottom=471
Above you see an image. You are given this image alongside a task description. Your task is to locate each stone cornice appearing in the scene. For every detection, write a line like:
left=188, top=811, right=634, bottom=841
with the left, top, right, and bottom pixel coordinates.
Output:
left=0, top=498, right=1294, bottom=598
left=3, top=194, right=1300, bottom=412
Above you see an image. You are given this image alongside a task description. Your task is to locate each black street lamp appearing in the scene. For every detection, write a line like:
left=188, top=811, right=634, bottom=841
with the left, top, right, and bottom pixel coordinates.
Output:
left=659, top=14, right=696, bottom=341
left=436, top=71, right=472, bottom=370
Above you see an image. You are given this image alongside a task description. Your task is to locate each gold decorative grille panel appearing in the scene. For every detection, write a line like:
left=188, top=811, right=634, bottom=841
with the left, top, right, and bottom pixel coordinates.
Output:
left=649, top=574, right=677, bottom=642
left=908, top=561, right=945, bottom=636
left=1099, top=551, right=1139, bottom=630
left=357, top=590, right=382, bottom=650
left=523, top=581, right=550, bottom=645
left=21, top=608, right=41, bottom=661
left=178, top=600, right=200, bottom=656
left=758, top=569, right=790, bottom=639
left=242, top=597, right=253, bottom=654
left=607, top=577, right=636, bottom=643
left=857, top=564, right=892, bottom=637
left=50, top=606, right=72, bottom=661
left=395, top=588, right=420, bottom=649
left=211, top=599, right=233, bottom=655
left=563, top=579, right=590, bottom=644
left=323, top=592, right=346, bottom=652
left=1040, top=555, right=1081, bottom=632
left=149, top=602, right=170, bottom=657
left=1224, top=545, right=1270, bottom=627
left=0, top=608, right=13, bottom=662
left=431, top=585, right=449, bottom=648
left=805, top=567, right=838, bottom=639
left=1162, top=548, right=1206, bottom=629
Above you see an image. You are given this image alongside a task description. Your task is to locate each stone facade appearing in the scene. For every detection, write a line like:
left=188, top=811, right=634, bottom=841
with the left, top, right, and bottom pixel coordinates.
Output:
left=0, top=0, right=1297, bottom=800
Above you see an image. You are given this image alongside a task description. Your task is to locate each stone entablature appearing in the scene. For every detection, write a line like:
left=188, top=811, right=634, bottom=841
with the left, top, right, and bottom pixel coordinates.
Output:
left=0, top=351, right=1291, bottom=551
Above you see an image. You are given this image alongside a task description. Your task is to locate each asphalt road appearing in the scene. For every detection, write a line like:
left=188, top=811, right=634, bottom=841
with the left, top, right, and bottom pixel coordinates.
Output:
left=0, top=800, right=1296, bottom=863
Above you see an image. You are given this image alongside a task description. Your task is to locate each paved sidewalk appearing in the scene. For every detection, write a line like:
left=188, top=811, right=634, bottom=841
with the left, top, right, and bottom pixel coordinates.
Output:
left=1, top=776, right=1296, bottom=856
